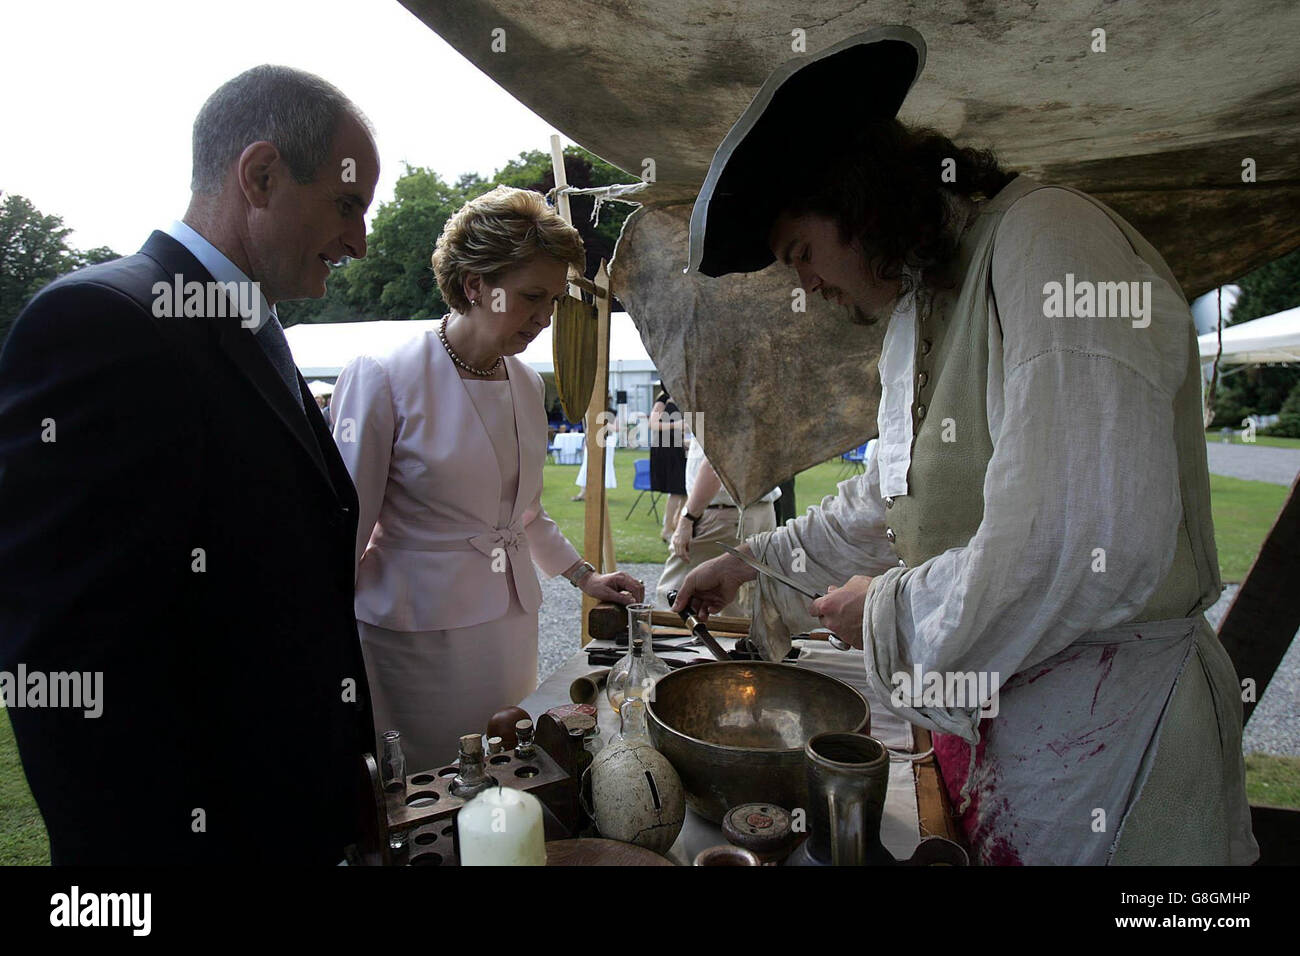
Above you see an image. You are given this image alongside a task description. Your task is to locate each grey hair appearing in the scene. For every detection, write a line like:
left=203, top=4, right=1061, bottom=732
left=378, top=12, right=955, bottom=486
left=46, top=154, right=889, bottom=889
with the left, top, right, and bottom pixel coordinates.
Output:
left=190, top=64, right=373, bottom=195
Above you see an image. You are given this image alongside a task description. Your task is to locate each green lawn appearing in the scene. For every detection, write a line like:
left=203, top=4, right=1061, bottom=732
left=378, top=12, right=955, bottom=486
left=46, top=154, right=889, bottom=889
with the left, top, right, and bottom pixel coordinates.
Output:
left=0, top=451, right=1292, bottom=865
left=542, top=450, right=1289, bottom=584
left=0, top=710, right=48, bottom=865
left=1246, top=754, right=1300, bottom=809
left=1206, top=431, right=1300, bottom=449
left=540, top=449, right=855, bottom=565
left=1209, top=474, right=1290, bottom=582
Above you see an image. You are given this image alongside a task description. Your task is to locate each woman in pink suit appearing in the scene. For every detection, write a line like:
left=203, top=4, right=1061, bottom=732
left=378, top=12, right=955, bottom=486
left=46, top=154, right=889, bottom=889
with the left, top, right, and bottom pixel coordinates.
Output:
left=331, top=186, right=643, bottom=770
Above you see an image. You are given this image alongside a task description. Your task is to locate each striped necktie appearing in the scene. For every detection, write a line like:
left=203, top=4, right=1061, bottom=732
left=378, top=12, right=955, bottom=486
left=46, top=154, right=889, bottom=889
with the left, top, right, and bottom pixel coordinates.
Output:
left=254, top=314, right=305, bottom=410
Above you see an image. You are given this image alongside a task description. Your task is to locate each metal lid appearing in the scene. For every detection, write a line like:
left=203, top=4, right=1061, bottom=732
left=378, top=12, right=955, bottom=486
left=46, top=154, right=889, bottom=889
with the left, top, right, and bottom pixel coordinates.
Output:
left=563, top=714, right=598, bottom=734
left=722, top=803, right=796, bottom=856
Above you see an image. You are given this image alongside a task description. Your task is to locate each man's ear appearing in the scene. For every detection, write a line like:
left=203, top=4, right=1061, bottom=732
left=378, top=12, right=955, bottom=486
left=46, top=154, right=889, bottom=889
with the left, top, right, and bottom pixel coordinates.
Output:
left=236, top=141, right=282, bottom=210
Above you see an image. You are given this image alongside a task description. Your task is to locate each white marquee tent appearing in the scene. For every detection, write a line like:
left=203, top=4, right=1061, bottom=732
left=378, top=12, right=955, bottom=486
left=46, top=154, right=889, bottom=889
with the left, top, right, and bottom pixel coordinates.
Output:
left=1198, top=306, right=1300, bottom=367
left=285, top=311, right=653, bottom=378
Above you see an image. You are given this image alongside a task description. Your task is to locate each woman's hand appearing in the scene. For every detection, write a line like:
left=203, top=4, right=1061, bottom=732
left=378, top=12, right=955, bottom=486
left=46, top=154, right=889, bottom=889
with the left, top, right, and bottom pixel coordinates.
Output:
left=580, top=570, right=645, bottom=605
left=672, top=552, right=757, bottom=621
left=670, top=513, right=694, bottom=560
left=808, top=575, right=874, bottom=649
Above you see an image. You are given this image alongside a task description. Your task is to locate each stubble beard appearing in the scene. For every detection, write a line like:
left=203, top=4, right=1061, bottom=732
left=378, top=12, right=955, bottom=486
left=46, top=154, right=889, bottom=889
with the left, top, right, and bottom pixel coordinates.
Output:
left=845, top=297, right=900, bottom=327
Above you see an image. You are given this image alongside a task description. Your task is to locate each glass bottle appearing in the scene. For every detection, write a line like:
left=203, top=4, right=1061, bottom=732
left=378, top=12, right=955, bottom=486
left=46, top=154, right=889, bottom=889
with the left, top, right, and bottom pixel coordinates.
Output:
left=569, top=713, right=603, bottom=758
left=388, top=827, right=409, bottom=864
left=380, top=730, right=407, bottom=796
left=515, top=719, right=536, bottom=759
left=569, top=724, right=594, bottom=780
left=609, top=696, right=651, bottom=749
left=606, top=604, right=671, bottom=713
left=450, top=733, right=496, bottom=800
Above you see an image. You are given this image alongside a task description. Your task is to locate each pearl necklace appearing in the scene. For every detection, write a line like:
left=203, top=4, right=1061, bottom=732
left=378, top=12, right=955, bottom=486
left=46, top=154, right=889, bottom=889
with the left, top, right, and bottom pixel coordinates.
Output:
left=439, top=317, right=502, bottom=377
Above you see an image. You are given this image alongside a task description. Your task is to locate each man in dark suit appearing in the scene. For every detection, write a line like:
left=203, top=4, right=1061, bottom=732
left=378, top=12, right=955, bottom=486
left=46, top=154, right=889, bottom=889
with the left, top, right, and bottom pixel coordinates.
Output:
left=0, top=65, right=380, bottom=864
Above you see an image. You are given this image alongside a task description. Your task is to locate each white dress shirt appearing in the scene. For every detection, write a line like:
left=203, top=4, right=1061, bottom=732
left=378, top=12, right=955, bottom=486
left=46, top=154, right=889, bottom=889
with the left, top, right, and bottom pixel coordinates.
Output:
left=874, top=268, right=921, bottom=499
left=164, top=220, right=273, bottom=331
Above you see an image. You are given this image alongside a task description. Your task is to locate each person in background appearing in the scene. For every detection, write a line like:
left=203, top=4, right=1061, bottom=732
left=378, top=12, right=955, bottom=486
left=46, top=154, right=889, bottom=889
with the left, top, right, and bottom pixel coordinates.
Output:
left=649, top=382, right=688, bottom=541
left=330, top=186, right=643, bottom=772
left=655, top=432, right=779, bottom=618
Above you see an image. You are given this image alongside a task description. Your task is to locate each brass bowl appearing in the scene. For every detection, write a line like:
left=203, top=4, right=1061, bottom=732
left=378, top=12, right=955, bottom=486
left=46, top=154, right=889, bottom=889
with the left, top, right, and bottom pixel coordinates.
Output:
left=645, top=661, right=870, bottom=823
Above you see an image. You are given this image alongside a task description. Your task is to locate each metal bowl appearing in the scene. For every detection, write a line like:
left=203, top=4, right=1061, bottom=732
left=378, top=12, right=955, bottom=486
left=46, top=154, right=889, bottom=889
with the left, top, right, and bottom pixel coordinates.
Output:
left=645, top=661, right=870, bottom=823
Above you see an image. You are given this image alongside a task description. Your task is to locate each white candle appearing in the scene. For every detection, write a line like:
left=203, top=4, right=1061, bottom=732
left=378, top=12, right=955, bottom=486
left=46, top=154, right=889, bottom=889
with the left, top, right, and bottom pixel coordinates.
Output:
left=456, top=787, right=546, bottom=866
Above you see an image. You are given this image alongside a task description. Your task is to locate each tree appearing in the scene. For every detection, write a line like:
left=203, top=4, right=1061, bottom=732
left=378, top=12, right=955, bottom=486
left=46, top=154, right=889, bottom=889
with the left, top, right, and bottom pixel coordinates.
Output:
left=1263, top=380, right=1300, bottom=438
left=0, top=193, right=119, bottom=349
left=1208, top=247, right=1300, bottom=427
left=280, top=147, right=638, bottom=327
left=494, top=146, right=633, bottom=286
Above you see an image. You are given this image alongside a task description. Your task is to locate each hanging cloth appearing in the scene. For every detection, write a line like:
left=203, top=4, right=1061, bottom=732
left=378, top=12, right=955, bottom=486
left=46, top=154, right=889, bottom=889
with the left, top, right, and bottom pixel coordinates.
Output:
left=552, top=295, right=598, bottom=423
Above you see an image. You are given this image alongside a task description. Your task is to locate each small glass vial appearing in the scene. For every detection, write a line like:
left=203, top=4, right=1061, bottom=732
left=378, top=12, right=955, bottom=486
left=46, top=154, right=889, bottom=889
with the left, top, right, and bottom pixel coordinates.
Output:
left=450, top=733, right=495, bottom=800
left=568, top=722, right=594, bottom=779
left=515, top=719, right=536, bottom=758
left=380, top=730, right=407, bottom=796
left=388, top=827, right=409, bottom=864
left=567, top=713, right=603, bottom=759
left=486, top=736, right=504, bottom=756
left=607, top=604, right=671, bottom=713
left=610, top=696, right=651, bottom=749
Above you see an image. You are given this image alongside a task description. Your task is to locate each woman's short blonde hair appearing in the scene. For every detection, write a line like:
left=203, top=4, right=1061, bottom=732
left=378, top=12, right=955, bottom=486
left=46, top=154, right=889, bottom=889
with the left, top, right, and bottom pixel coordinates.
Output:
left=432, top=185, right=585, bottom=313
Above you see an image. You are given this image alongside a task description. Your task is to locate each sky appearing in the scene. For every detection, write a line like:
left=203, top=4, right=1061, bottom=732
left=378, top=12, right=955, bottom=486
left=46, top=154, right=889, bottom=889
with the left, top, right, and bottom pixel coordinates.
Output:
left=0, top=0, right=573, bottom=254
left=0, top=1, right=1243, bottom=326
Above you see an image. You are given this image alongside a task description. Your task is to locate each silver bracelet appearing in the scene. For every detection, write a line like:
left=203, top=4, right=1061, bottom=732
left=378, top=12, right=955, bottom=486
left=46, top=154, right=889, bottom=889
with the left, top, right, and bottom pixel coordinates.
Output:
left=567, top=561, right=596, bottom=588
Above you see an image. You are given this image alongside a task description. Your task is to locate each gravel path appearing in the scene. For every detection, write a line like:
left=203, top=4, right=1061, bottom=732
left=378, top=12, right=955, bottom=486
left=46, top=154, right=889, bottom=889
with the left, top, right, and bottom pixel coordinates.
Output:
left=539, top=568, right=1298, bottom=757
left=1205, top=442, right=1300, bottom=486
left=537, top=562, right=664, bottom=683
left=1206, top=585, right=1300, bottom=757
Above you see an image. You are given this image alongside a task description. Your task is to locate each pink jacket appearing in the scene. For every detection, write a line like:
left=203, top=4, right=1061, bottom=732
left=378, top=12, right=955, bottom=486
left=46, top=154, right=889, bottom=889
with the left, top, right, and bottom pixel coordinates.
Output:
left=330, top=327, right=579, bottom=631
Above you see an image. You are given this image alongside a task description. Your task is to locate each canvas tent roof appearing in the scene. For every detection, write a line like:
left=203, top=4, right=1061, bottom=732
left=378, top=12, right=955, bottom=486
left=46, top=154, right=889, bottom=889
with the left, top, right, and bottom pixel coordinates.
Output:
left=401, top=0, right=1300, bottom=297
left=1199, top=307, right=1300, bottom=366
left=284, top=313, right=654, bottom=379
left=399, top=1, right=1300, bottom=504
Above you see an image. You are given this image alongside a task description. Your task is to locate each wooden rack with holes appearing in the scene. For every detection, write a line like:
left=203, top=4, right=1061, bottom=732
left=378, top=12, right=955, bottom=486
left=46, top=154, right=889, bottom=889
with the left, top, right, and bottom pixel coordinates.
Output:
left=354, top=716, right=582, bottom=866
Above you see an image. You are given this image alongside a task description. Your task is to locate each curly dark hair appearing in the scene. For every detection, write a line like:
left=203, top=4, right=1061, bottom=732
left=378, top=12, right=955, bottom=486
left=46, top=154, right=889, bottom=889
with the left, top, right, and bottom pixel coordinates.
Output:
left=770, top=118, right=1016, bottom=287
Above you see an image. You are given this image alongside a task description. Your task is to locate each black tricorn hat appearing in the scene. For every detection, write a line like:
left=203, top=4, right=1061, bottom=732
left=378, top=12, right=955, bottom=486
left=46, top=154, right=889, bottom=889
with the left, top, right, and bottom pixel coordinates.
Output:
left=687, top=26, right=926, bottom=278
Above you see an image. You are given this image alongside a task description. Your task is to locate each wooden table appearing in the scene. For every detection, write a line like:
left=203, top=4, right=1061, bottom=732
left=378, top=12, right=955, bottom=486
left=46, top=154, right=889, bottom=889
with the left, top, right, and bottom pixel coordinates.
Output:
left=518, top=634, right=963, bottom=864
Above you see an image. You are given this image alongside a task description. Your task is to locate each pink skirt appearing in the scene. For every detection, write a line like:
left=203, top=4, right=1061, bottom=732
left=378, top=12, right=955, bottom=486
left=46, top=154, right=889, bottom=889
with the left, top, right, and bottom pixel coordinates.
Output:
left=357, top=599, right=539, bottom=774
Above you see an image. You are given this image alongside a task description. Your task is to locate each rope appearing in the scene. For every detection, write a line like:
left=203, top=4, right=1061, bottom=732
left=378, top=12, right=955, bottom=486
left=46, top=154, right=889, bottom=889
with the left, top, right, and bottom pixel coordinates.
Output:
left=546, top=181, right=649, bottom=225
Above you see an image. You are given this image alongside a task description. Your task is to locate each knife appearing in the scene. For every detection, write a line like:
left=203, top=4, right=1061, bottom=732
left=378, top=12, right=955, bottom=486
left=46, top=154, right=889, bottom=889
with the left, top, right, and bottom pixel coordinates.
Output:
left=716, top=544, right=852, bottom=651
left=718, top=543, right=823, bottom=599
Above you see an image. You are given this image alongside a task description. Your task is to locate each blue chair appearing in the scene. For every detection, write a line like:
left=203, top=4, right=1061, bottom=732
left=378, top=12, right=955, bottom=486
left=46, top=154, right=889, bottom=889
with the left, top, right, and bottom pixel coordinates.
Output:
left=839, top=441, right=870, bottom=477
left=624, top=458, right=660, bottom=522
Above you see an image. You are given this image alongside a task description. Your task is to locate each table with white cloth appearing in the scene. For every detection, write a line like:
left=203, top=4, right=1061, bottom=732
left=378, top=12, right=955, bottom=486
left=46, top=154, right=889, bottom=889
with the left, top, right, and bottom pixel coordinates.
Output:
left=517, top=634, right=957, bottom=865
left=575, top=439, right=617, bottom=489
left=551, top=432, right=585, bottom=465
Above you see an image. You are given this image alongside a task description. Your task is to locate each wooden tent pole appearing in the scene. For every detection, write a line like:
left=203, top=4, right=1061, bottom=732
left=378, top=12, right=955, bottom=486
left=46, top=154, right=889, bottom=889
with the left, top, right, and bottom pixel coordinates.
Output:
left=548, top=135, right=618, bottom=644
left=581, top=259, right=615, bottom=645
left=1217, top=470, right=1300, bottom=722
left=546, top=136, right=611, bottom=642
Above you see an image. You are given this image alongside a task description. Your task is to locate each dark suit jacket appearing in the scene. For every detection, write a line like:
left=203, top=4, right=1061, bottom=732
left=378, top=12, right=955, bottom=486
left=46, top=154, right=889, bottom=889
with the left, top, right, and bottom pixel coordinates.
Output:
left=0, top=231, right=375, bottom=864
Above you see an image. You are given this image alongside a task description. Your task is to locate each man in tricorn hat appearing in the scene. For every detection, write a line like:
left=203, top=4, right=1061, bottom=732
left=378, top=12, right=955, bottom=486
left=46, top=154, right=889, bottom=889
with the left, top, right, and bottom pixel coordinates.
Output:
left=674, top=28, right=1256, bottom=865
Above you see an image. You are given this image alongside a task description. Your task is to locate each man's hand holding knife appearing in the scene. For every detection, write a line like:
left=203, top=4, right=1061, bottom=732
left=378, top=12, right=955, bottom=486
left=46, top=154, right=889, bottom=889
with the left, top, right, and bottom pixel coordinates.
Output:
left=672, top=544, right=872, bottom=650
